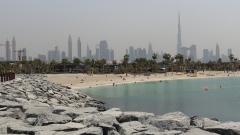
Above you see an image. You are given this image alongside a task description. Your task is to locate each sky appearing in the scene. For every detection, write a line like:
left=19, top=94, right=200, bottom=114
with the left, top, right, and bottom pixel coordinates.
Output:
left=1, top=0, right=240, bottom=61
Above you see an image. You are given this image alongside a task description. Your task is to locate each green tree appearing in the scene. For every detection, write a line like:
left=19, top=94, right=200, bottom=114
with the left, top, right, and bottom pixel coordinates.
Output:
left=73, top=57, right=81, bottom=73
left=163, top=53, right=171, bottom=74
left=123, top=54, right=129, bottom=76
left=100, top=59, right=106, bottom=73
left=61, top=59, right=68, bottom=73
left=152, top=53, right=157, bottom=75
left=49, top=60, right=56, bottom=73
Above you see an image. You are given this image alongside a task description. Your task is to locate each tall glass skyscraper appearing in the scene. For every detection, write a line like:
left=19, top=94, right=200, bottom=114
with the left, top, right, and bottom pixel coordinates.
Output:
left=68, top=35, right=72, bottom=62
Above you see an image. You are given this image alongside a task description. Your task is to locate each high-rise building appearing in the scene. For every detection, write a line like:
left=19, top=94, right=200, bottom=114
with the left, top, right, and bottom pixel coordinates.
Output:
left=110, top=49, right=114, bottom=61
left=216, top=43, right=220, bottom=60
left=202, top=49, right=209, bottom=63
left=99, top=40, right=108, bottom=60
left=28, top=56, right=32, bottom=61
left=87, top=45, right=91, bottom=59
left=48, top=45, right=60, bottom=63
left=12, top=37, right=16, bottom=61
left=189, top=45, right=197, bottom=61
left=228, top=49, right=232, bottom=57
left=126, top=49, right=128, bottom=55
left=147, top=43, right=153, bottom=59
left=95, top=48, right=100, bottom=60
left=77, top=37, right=81, bottom=59
left=68, top=35, right=72, bottom=62
left=38, top=54, right=46, bottom=62
left=129, top=46, right=134, bottom=62
left=5, top=40, right=11, bottom=61
left=61, top=51, right=66, bottom=60
left=177, top=12, right=182, bottom=54
left=22, top=48, right=27, bottom=60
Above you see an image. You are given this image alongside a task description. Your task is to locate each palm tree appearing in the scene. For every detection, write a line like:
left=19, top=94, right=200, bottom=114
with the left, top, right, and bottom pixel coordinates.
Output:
left=73, top=57, right=81, bottom=73
left=84, top=59, right=91, bottom=74
left=152, top=53, right=157, bottom=75
left=100, top=59, right=106, bottom=73
left=163, top=53, right=171, bottom=75
left=229, top=54, right=234, bottom=62
left=61, top=59, right=68, bottom=73
left=49, top=60, right=56, bottom=73
left=123, top=54, right=129, bottom=76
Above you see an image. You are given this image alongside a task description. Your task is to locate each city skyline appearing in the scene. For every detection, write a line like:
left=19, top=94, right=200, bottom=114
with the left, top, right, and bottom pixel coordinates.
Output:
left=0, top=0, right=239, bottom=61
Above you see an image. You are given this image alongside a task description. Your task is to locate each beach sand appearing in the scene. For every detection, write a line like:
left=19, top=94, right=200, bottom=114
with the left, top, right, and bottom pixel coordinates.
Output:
left=45, top=71, right=240, bottom=90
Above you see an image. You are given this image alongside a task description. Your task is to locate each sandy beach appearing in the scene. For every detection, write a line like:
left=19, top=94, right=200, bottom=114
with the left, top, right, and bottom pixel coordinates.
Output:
left=45, top=71, right=240, bottom=90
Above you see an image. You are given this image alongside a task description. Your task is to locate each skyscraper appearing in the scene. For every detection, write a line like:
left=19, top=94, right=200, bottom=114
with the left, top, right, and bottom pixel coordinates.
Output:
left=228, top=49, right=232, bottom=57
left=129, top=46, right=134, bottom=62
left=87, top=44, right=90, bottom=59
left=99, top=40, right=108, bottom=60
left=177, top=12, right=182, bottom=54
left=22, top=48, right=27, bottom=60
left=147, top=43, right=153, bottom=59
left=61, top=51, right=66, bottom=60
left=68, top=35, right=72, bottom=62
left=12, top=37, right=16, bottom=61
left=202, top=49, right=209, bottom=63
left=48, top=45, right=60, bottom=62
left=110, top=49, right=114, bottom=61
left=216, top=43, right=220, bottom=60
left=5, top=40, right=11, bottom=61
left=77, top=37, right=81, bottom=59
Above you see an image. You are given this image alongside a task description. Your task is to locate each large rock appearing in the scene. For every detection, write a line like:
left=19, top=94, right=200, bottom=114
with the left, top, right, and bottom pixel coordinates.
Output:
left=7, top=122, right=86, bottom=134
left=53, top=105, right=98, bottom=119
left=25, top=106, right=52, bottom=118
left=0, top=100, right=23, bottom=111
left=205, top=122, right=240, bottom=135
left=203, top=118, right=221, bottom=128
left=74, top=113, right=119, bottom=134
left=147, top=112, right=190, bottom=131
left=182, top=128, right=220, bottom=135
left=118, top=121, right=160, bottom=135
left=34, top=113, right=72, bottom=126
left=118, top=111, right=154, bottom=123
left=190, top=116, right=204, bottom=128
left=52, top=127, right=103, bottom=135
left=101, top=108, right=123, bottom=119
left=0, top=117, right=27, bottom=134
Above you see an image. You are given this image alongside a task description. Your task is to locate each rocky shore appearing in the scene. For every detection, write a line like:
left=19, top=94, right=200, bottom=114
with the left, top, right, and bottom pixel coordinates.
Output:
left=0, top=74, right=239, bottom=135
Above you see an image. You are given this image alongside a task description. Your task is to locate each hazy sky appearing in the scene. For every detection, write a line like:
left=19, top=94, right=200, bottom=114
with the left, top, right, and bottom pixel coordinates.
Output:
left=1, top=0, right=240, bottom=60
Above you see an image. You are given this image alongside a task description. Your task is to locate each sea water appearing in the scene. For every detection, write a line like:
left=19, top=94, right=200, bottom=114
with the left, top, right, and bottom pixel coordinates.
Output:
left=80, top=76, right=240, bottom=122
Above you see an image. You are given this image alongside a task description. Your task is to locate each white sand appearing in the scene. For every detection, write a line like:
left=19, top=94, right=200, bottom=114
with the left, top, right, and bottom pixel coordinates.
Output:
left=45, top=71, right=240, bottom=90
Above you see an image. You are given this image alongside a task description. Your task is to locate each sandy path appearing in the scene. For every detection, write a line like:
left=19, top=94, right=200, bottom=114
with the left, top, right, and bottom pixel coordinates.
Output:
left=44, top=71, right=240, bottom=90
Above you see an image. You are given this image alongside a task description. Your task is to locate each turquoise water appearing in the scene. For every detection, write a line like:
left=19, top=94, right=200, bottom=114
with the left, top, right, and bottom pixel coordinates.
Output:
left=80, top=77, right=240, bottom=122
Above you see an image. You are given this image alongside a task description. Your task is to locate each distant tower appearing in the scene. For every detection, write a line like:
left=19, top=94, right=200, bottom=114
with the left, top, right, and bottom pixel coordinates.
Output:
left=68, top=35, right=72, bottom=62
left=77, top=37, right=81, bottom=59
left=147, top=43, right=153, bottom=59
left=22, top=48, right=27, bottom=60
left=216, top=43, right=220, bottom=60
left=61, top=51, right=66, bottom=60
left=87, top=44, right=90, bottom=59
left=110, top=49, right=114, bottom=61
left=12, top=37, right=16, bottom=61
left=99, top=40, right=108, bottom=60
left=177, top=12, right=182, bottom=54
left=5, top=40, right=11, bottom=61
left=228, top=49, right=232, bottom=57
left=129, top=46, right=134, bottom=62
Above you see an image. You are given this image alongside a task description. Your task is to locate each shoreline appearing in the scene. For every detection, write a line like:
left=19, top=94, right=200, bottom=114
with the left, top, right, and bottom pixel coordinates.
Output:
left=45, top=71, right=240, bottom=90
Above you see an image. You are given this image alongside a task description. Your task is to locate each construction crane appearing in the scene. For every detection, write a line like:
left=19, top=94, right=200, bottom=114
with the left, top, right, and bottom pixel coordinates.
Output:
left=13, top=49, right=24, bottom=62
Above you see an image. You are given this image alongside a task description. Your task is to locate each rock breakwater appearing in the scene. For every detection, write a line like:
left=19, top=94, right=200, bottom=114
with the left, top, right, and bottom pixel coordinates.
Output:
left=0, top=74, right=239, bottom=135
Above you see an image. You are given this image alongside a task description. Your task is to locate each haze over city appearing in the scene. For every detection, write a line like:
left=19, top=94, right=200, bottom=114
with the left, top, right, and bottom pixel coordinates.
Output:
left=1, top=0, right=240, bottom=61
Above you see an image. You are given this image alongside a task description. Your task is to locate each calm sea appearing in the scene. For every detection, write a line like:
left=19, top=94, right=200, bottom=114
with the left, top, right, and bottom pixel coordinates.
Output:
left=80, top=76, right=240, bottom=122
